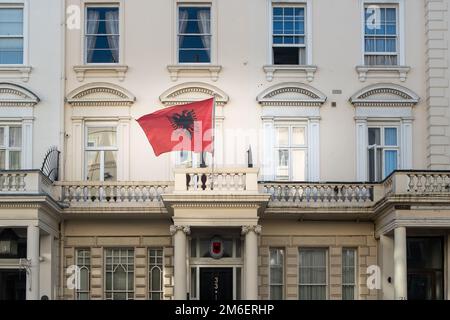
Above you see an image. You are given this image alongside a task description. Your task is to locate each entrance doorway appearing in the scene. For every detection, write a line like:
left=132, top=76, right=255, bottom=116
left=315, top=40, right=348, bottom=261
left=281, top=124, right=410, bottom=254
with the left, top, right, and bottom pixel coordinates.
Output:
left=200, top=268, right=233, bottom=300
left=407, top=237, right=444, bottom=300
left=0, top=270, right=26, bottom=300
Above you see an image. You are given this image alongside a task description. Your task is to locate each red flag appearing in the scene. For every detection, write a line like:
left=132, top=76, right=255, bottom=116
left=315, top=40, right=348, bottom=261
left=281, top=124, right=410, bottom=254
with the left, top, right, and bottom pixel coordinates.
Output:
left=137, top=98, right=214, bottom=156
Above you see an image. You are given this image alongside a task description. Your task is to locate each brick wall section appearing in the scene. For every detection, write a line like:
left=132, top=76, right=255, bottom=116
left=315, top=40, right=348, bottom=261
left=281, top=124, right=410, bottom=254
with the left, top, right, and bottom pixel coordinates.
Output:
left=135, top=247, right=147, bottom=299
left=426, top=0, right=450, bottom=169
left=260, top=235, right=378, bottom=300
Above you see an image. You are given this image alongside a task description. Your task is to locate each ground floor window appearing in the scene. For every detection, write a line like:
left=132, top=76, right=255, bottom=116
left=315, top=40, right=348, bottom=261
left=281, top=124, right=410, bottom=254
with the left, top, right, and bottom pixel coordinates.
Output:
left=269, top=248, right=284, bottom=300
left=298, top=248, right=327, bottom=300
left=105, top=248, right=134, bottom=300
left=342, top=248, right=356, bottom=300
left=76, top=249, right=91, bottom=300
left=148, top=248, right=163, bottom=300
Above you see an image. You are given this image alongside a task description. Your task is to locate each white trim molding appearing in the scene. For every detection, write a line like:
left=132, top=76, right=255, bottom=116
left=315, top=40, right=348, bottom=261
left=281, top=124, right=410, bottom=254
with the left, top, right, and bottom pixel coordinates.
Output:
left=167, top=65, right=222, bottom=82
left=258, top=83, right=326, bottom=181
left=351, top=83, right=419, bottom=181
left=358, top=0, right=408, bottom=82
left=0, top=82, right=40, bottom=169
left=66, top=82, right=136, bottom=107
left=73, top=65, right=128, bottom=82
left=265, top=0, right=315, bottom=82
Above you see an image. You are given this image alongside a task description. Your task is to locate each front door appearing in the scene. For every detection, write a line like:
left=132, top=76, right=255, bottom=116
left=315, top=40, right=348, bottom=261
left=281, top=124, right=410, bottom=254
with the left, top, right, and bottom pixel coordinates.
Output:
left=200, top=268, right=233, bottom=300
left=407, top=237, right=444, bottom=300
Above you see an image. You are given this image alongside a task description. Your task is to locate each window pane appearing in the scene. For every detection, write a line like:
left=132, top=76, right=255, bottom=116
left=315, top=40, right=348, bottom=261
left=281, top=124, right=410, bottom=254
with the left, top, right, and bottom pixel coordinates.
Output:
left=0, top=150, right=5, bottom=169
left=276, top=128, right=289, bottom=146
left=0, top=38, right=23, bottom=64
left=86, top=151, right=101, bottom=181
left=87, top=127, right=117, bottom=148
left=104, top=151, right=117, bottom=181
left=384, top=150, right=397, bottom=177
left=342, top=249, right=356, bottom=300
left=191, top=268, right=197, bottom=299
left=0, top=127, right=4, bottom=146
left=270, top=285, right=283, bottom=300
left=273, top=47, right=300, bottom=65
left=292, top=127, right=305, bottom=145
left=86, top=7, right=119, bottom=63
left=368, top=128, right=380, bottom=146
left=9, top=127, right=21, bottom=148
left=178, top=7, right=211, bottom=63
left=384, top=128, right=397, bottom=146
left=9, top=151, right=21, bottom=170
left=0, top=8, right=23, bottom=35
left=292, top=150, right=306, bottom=181
left=276, top=149, right=289, bottom=180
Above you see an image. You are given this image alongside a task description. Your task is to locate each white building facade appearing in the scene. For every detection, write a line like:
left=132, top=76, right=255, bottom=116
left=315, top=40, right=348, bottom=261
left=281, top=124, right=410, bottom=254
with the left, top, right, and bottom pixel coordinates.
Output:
left=0, top=0, right=450, bottom=300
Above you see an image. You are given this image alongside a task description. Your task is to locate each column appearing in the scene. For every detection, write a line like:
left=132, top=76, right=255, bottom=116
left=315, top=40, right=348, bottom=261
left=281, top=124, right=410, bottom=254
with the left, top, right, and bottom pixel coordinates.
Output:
left=394, top=227, right=407, bottom=300
left=355, top=117, right=368, bottom=182
left=242, top=225, right=261, bottom=300
left=26, top=225, right=40, bottom=300
left=308, top=117, right=320, bottom=182
left=170, top=225, right=190, bottom=300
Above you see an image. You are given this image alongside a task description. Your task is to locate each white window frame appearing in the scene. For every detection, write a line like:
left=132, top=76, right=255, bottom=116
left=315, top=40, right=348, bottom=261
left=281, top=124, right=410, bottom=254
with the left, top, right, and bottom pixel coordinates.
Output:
left=360, top=0, right=405, bottom=66
left=176, top=3, right=213, bottom=65
left=0, top=124, right=22, bottom=170
left=75, top=248, right=91, bottom=300
left=148, top=248, right=164, bottom=300
left=84, top=124, right=118, bottom=181
left=274, top=124, right=308, bottom=181
left=83, top=2, right=122, bottom=65
left=367, top=124, right=400, bottom=181
left=269, top=248, right=285, bottom=300
left=269, top=0, right=312, bottom=65
left=298, top=247, right=328, bottom=300
left=341, top=248, right=358, bottom=300
left=0, top=1, right=28, bottom=66
left=104, top=248, right=134, bottom=300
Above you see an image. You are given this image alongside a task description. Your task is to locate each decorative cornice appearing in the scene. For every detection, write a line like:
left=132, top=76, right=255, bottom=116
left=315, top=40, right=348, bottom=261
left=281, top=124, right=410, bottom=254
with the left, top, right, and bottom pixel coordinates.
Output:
left=167, top=65, right=222, bottom=82
left=169, top=225, right=191, bottom=236
left=257, top=82, right=327, bottom=107
left=241, top=225, right=262, bottom=235
left=263, top=65, right=317, bottom=82
left=170, top=203, right=262, bottom=209
left=67, top=82, right=136, bottom=107
left=159, top=82, right=229, bottom=106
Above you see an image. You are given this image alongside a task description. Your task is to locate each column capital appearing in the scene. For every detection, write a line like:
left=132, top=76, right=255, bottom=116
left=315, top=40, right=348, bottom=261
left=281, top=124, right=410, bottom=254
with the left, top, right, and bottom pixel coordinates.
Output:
left=170, top=225, right=191, bottom=236
left=241, top=225, right=262, bottom=235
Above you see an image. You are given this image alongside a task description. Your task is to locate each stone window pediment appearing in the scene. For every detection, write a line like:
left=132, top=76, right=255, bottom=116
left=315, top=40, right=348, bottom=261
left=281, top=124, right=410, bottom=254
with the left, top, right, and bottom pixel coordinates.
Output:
left=159, top=82, right=229, bottom=107
left=257, top=83, right=327, bottom=107
left=350, top=83, right=419, bottom=107
left=0, top=82, right=39, bottom=107
left=66, top=82, right=135, bottom=107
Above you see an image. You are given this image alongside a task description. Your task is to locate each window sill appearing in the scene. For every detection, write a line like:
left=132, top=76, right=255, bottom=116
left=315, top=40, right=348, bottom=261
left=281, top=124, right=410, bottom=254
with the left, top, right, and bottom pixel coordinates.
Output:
left=263, top=65, right=317, bottom=82
left=167, top=64, right=222, bottom=82
left=0, top=65, right=32, bottom=82
left=73, top=64, right=128, bottom=82
left=355, top=65, right=410, bottom=82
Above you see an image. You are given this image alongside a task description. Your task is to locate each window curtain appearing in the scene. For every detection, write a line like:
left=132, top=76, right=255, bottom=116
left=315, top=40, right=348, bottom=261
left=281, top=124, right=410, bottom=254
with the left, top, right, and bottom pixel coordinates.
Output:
left=197, top=9, right=211, bottom=59
left=178, top=9, right=189, bottom=46
left=86, top=10, right=100, bottom=62
left=299, top=250, right=327, bottom=300
left=105, top=10, right=119, bottom=63
left=384, top=150, right=398, bottom=177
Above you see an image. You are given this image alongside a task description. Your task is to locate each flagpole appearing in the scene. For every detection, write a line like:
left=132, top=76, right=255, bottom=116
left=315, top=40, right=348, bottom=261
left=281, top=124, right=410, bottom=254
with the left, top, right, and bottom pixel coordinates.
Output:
left=211, top=96, right=216, bottom=190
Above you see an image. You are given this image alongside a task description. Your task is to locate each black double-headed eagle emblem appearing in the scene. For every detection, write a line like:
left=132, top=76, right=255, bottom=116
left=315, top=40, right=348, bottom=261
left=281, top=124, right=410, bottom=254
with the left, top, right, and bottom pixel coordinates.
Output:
left=167, top=109, right=198, bottom=139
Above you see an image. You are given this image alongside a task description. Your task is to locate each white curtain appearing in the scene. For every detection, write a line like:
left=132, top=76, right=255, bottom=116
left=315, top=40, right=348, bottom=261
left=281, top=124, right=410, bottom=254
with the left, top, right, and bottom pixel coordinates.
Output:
left=86, top=10, right=100, bottom=62
left=178, top=9, right=189, bottom=48
left=105, top=10, right=120, bottom=63
left=197, top=9, right=211, bottom=60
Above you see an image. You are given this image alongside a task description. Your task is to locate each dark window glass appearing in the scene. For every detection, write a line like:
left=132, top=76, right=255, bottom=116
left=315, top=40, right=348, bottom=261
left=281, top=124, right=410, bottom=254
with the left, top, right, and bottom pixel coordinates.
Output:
left=273, top=47, right=299, bottom=65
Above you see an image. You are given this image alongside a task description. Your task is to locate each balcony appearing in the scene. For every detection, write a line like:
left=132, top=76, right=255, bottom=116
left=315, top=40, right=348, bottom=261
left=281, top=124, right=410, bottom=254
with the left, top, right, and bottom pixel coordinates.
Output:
left=0, top=170, right=449, bottom=213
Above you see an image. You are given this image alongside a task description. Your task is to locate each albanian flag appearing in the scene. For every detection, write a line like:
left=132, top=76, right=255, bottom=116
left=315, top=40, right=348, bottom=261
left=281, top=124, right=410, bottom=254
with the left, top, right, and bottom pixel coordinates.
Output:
left=137, top=98, right=214, bottom=156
